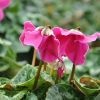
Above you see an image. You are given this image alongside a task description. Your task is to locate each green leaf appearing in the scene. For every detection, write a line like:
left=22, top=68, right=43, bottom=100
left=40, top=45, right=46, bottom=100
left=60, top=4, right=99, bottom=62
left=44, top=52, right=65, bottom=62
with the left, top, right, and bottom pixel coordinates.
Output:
left=2, top=56, right=22, bottom=68
left=32, top=86, right=50, bottom=100
left=46, top=84, right=84, bottom=100
left=12, top=64, right=37, bottom=90
left=0, top=77, right=13, bottom=90
left=0, top=58, right=10, bottom=72
left=5, top=46, right=16, bottom=61
left=0, top=77, right=11, bottom=85
left=35, top=65, right=54, bottom=87
left=0, top=38, right=12, bottom=46
left=0, top=89, right=27, bottom=100
left=85, top=92, right=100, bottom=100
left=73, top=80, right=100, bottom=96
left=0, top=43, right=22, bottom=76
left=12, top=64, right=54, bottom=90
left=26, top=92, right=38, bottom=100
left=38, top=71, right=54, bottom=86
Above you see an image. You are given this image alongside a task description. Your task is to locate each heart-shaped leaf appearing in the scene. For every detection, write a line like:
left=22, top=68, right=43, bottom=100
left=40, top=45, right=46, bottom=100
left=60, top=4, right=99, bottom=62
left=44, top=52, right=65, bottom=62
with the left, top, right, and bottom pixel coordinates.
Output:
left=73, top=80, right=100, bottom=96
left=12, top=64, right=37, bottom=90
left=12, top=64, right=54, bottom=90
left=46, top=84, right=84, bottom=100
left=32, top=86, right=50, bottom=100
left=26, top=92, right=38, bottom=100
left=85, top=92, right=100, bottom=100
left=0, top=89, right=27, bottom=100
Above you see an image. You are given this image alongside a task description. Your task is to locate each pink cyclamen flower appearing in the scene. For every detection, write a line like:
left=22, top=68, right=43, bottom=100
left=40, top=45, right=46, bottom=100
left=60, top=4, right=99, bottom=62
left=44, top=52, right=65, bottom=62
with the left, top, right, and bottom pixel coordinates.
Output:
left=55, top=61, right=67, bottom=78
left=52, top=27, right=100, bottom=65
left=19, top=22, right=62, bottom=63
left=19, top=21, right=36, bottom=46
left=0, top=0, right=10, bottom=21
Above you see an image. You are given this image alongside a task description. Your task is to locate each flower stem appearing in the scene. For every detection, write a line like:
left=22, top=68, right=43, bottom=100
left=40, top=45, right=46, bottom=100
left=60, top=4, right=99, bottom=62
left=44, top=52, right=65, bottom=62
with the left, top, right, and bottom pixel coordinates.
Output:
left=50, top=61, right=56, bottom=76
left=43, top=62, right=47, bottom=72
left=69, top=64, right=75, bottom=84
left=32, top=48, right=36, bottom=67
left=55, top=73, right=59, bottom=84
left=33, top=60, right=43, bottom=90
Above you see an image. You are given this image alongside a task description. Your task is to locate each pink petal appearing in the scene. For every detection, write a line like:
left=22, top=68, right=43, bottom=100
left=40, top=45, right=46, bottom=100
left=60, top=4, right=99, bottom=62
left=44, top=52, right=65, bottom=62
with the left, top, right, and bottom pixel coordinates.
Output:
left=24, top=21, right=36, bottom=32
left=19, top=30, right=26, bottom=46
left=61, top=29, right=83, bottom=36
left=52, top=27, right=69, bottom=56
left=59, top=28, right=69, bottom=35
left=52, top=27, right=62, bottom=36
left=38, top=35, right=62, bottom=63
left=57, top=67, right=63, bottom=78
left=19, top=21, right=36, bottom=46
left=0, top=0, right=10, bottom=8
left=76, top=33, right=100, bottom=43
left=0, top=9, right=3, bottom=21
left=24, top=30, right=43, bottom=50
left=65, top=39, right=89, bottom=65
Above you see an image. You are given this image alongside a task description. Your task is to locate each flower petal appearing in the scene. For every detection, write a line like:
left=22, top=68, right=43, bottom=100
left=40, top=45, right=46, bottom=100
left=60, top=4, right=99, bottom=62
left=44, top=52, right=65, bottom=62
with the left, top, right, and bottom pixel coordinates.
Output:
left=57, top=67, right=63, bottom=78
left=52, top=27, right=69, bottom=56
left=0, top=0, right=10, bottom=8
left=66, top=40, right=89, bottom=65
left=38, top=35, right=62, bottom=63
left=0, top=9, right=4, bottom=21
left=24, top=30, right=43, bottom=50
left=24, top=21, right=36, bottom=32
left=19, top=30, right=26, bottom=46
left=61, top=28, right=83, bottom=36
left=76, top=33, right=100, bottom=43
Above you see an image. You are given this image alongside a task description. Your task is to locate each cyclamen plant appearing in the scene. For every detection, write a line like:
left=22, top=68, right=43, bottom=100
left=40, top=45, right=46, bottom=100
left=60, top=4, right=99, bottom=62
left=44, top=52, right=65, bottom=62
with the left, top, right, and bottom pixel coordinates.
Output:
left=0, top=21, right=100, bottom=100
left=1, top=1, right=100, bottom=100
left=19, top=21, right=100, bottom=87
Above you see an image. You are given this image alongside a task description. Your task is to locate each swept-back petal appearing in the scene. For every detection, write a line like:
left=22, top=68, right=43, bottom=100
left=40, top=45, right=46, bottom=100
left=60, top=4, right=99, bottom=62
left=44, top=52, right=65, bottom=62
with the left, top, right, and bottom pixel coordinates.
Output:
left=19, top=30, right=26, bottom=46
left=52, top=27, right=62, bottom=36
left=76, top=33, right=100, bottom=43
left=38, top=35, right=62, bottom=63
left=61, top=28, right=83, bottom=36
left=0, top=9, right=3, bottom=21
left=24, top=21, right=35, bottom=32
left=0, top=0, right=10, bottom=8
left=52, top=27, right=69, bottom=56
left=24, top=30, right=43, bottom=50
left=65, top=39, right=89, bottom=65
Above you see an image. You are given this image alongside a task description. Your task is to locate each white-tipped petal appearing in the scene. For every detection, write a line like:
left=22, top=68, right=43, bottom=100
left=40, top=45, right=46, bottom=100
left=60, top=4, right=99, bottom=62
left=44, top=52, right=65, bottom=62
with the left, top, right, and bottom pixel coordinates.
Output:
left=35, top=26, right=44, bottom=31
left=35, top=25, right=55, bottom=36
left=41, top=27, right=54, bottom=36
left=55, top=61, right=66, bottom=72
left=41, top=28, right=46, bottom=36
left=69, top=29, right=83, bottom=34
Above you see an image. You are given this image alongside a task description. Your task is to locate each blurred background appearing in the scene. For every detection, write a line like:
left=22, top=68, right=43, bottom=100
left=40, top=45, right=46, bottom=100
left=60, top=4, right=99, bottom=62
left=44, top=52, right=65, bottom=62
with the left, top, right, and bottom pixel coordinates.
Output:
left=0, top=0, right=100, bottom=80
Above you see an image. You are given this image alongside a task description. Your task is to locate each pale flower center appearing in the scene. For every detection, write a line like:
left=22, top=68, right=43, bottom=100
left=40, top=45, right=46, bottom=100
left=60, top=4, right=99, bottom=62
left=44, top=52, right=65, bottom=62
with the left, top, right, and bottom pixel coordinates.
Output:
left=69, top=29, right=83, bottom=34
left=35, top=26, right=54, bottom=36
left=55, top=61, right=67, bottom=73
